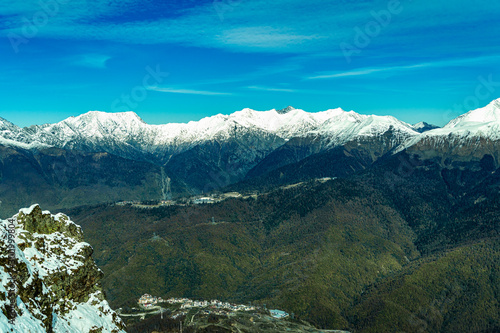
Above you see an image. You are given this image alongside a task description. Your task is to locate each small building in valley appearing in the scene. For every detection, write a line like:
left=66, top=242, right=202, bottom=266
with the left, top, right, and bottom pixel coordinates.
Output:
left=193, top=197, right=215, bottom=204
left=270, top=309, right=289, bottom=319
left=138, top=294, right=158, bottom=308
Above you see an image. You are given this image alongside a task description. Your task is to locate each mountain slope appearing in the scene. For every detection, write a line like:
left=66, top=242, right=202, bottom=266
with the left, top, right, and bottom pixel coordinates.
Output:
left=242, top=99, right=500, bottom=189
left=66, top=178, right=419, bottom=329
left=243, top=110, right=418, bottom=181
left=0, top=145, right=165, bottom=217
left=2, top=100, right=500, bottom=213
left=0, top=117, right=20, bottom=134
left=400, top=98, right=500, bottom=168
left=241, top=127, right=417, bottom=190
left=0, top=107, right=421, bottom=204
left=349, top=240, right=499, bottom=333
left=64, top=151, right=500, bottom=331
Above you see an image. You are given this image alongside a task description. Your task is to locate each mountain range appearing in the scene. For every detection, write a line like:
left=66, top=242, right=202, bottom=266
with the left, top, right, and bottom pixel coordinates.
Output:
left=1, top=100, right=499, bottom=332
left=0, top=106, right=420, bottom=157
left=1, top=99, right=500, bottom=216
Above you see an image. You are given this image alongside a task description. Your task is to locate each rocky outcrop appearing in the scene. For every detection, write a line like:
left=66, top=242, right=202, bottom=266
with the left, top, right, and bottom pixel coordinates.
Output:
left=0, top=204, right=125, bottom=332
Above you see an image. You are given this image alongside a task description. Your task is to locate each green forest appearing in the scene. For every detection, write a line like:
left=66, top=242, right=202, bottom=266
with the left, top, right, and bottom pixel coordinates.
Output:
left=66, top=156, right=500, bottom=332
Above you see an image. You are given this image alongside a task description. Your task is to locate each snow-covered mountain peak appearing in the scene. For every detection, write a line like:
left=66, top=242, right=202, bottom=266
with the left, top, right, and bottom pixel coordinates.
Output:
left=397, top=99, right=500, bottom=152
left=0, top=117, right=19, bottom=131
left=310, top=109, right=418, bottom=148
left=66, top=110, right=146, bottom=127
left=446, top=99, right=500, bottom=129
left=152, top=106, right=393, bottom=145
left=38, top=110, right=149, bottom=142
left=489, top=97, right=500, bottom=108
left=320, top=107, right=348, bottom=114
left=413, top=121, right=429, bottom=129
left=317, top=107, right=357, bottom=119
left=0, top=106, right=423, bottom=159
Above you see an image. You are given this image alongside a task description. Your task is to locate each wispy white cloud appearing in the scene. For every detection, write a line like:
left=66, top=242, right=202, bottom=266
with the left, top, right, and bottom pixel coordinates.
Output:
left=1, top=0, right=498, bottom=55
left=307, top=56, right=500, bottom=80
left=214, top=26, right=325, bottom=51
left=246, top=85, right=296, bottom=93
left=308, top=64, right=428, bottom=79
left=148, top=86, right=231, bottom=96
left=163, top=61, right=302, bottom=88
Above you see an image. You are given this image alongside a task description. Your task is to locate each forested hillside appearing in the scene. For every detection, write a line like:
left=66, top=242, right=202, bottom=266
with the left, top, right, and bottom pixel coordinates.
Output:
left=66, top=152, right=500, bottom=331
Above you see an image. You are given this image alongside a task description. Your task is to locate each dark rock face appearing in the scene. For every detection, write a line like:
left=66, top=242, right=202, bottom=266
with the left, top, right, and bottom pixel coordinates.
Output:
left=240, top=130, right=411, bottom=190
left=0, top=205, right=125, bottom=332
left=413, top=122, right=440, bottom=133
left=163, top=128, right=287, bottom=193
left=17, top=205, right=83, bottom=241
left=406, top=136, right=500, bottom=169
left=277, top=106, right=296, bottom=114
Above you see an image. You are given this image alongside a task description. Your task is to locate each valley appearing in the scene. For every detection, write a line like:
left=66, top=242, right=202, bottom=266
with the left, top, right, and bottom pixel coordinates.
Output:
left=1, top=101, right=500, bottom=332
left=65, top=157, right=499, bottom=331
left=2, top=1, right=499, bottom=331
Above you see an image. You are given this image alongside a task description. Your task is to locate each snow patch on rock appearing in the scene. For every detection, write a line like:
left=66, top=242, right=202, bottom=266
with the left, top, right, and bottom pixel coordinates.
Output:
left=0, top=205, right=125, bottom=332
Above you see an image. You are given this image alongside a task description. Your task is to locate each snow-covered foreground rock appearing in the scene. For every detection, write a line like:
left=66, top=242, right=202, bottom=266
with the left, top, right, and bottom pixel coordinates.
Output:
left=0, top=204, right=125, bottom=332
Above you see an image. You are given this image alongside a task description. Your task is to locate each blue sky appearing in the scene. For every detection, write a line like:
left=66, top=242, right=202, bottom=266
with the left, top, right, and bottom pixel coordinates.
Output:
left=1, top=0, right=499, bottom=127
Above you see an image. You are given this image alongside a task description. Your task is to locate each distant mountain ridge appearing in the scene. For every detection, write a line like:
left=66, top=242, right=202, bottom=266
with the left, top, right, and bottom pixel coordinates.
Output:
left=1, top=107, right=419, bottom=162
left=398, top=99, right=500, bottom=167
left=403, top=99, right=500, bottom=146
left=1, top=99, right=499, bottom=215
left=5, top=100, right=500, bottom=155
left=412, top=121, right=440, bottom=133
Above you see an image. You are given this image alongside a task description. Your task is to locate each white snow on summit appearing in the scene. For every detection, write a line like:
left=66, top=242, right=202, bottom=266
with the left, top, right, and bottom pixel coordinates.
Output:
left=412, top=122, right=428, bottom=130
left=39, top=111, right=148, bottom=142
left=3, top=100, right=500, bottom=155
left=0, top=117, right=19, bottom=133
left=0, top=107, right=420, bottom=153
left=430, top=98, right=500, bottom=139
left=446, top=98, right=500, bottom=129
left=398, top=99, right=500, bottom=151
left=315, top=110, right=417, bottom=145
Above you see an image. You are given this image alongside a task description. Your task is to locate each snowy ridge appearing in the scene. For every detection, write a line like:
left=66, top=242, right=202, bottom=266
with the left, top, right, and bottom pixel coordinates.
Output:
left=412, top=122, right=428, bottom=130
left=1, top=107, right=419, bottom=155
left=0, top=117, right=20, bottom=133
left=0, top=204, right=125, bottom=332
left=447, top=98, right=500, bottom=127
left=399, top=98, right=500, bottom=151
left=314, top=110, right=417, bottom=146
left=0, top=137, right=53, bottom=150
left=4, top=100, right=499, bottom=159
